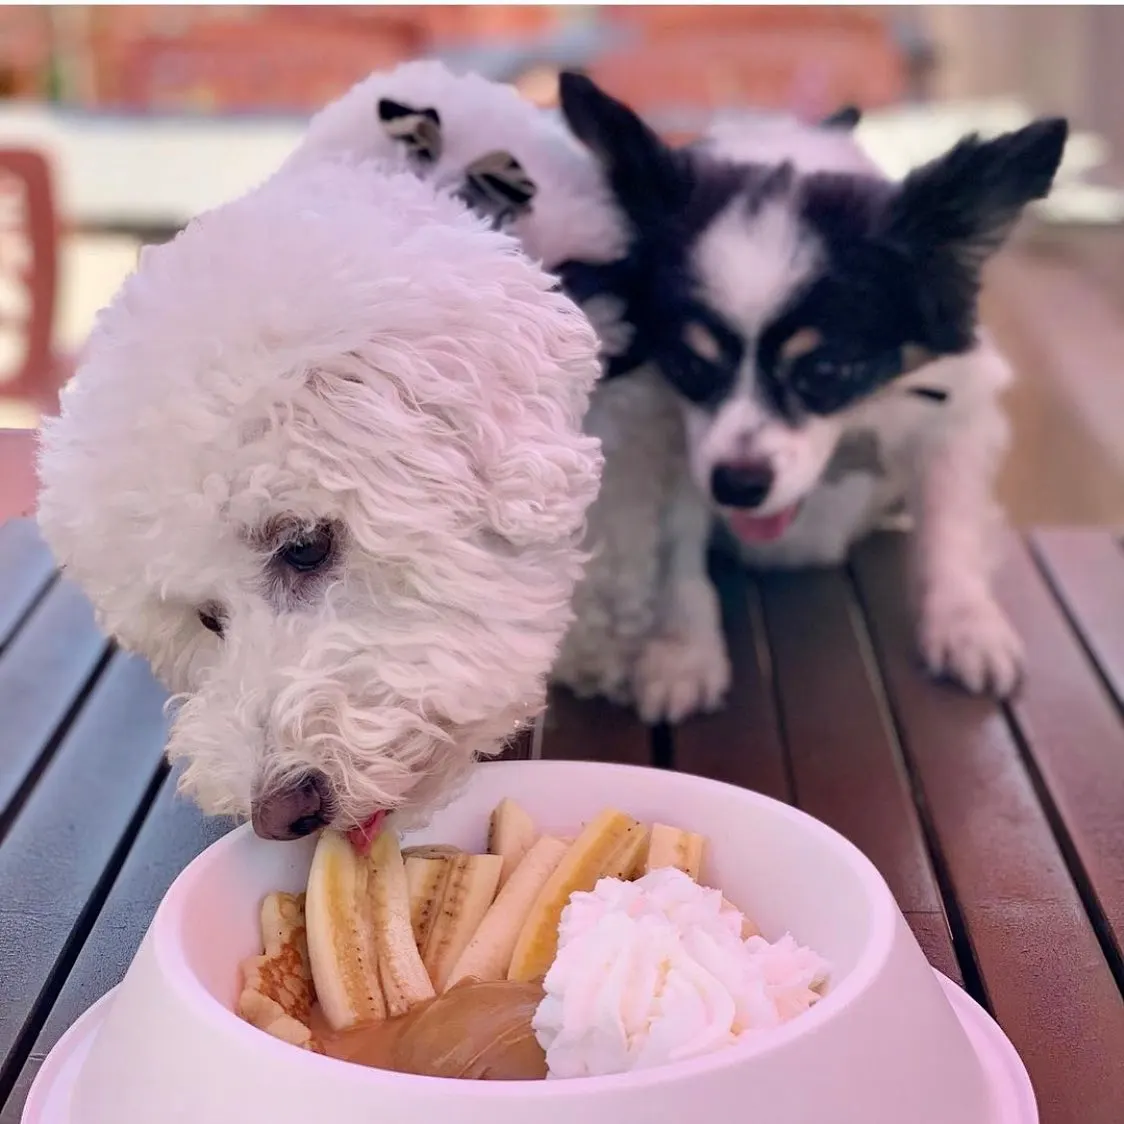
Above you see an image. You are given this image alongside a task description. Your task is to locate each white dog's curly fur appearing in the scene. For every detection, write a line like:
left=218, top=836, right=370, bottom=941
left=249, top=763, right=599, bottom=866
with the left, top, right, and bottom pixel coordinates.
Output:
left=37, top=152, right=603, bottom=839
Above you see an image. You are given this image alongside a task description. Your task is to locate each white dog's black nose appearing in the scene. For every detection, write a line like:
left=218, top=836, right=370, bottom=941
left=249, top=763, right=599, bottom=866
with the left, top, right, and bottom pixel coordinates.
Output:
left=710, top=460, right=774, bottom=509
left=252, top=771, right=332, bottom=841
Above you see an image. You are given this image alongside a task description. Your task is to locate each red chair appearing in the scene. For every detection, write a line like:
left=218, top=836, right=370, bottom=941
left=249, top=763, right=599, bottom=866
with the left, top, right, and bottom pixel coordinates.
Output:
left=0, top=149, right=66, bottom=418
left=0, top=428, right=38, bottom=521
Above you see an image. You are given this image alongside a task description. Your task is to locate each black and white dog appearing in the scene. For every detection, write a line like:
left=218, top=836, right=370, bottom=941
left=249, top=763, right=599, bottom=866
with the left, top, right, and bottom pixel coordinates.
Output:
left=556, top=73, right=1068, bottom=718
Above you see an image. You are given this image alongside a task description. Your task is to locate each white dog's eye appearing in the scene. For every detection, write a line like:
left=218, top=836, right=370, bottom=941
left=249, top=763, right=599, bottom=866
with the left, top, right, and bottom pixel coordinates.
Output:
left=278, top=524, right=334, bottom=573
left=197, top=605, right=225, bottom=636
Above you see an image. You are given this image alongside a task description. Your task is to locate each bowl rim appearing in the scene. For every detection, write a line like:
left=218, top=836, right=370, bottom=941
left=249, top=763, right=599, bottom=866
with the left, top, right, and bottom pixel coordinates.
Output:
left=150, top=759, right=901, bottom=1096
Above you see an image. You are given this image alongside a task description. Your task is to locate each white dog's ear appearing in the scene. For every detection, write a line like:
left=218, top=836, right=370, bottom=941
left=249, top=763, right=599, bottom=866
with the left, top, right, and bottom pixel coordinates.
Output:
left=882, top=117, right=1068, bottom=273
left=558, top=71, right=688, bottom=222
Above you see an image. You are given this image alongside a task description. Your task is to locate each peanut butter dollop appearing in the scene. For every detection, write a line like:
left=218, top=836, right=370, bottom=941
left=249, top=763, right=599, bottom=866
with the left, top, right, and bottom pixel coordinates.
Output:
left=310, top=978, right=547, bottom=1081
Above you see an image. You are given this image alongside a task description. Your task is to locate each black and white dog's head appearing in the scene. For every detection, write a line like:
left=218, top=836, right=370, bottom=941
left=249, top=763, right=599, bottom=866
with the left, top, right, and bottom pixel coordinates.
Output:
left=557, top=73, right=1067, bottom=543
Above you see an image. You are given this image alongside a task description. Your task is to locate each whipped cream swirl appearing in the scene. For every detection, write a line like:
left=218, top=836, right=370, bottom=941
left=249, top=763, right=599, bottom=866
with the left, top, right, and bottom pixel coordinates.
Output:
left=532, top=868, right=829, bottom=1079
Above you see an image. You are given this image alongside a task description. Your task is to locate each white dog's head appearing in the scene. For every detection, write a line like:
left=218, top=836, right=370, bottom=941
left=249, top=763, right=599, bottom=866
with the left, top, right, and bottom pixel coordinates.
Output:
left=558, top=73, right=1067, bottom=545
left=37, top=157, right=602, bottom=846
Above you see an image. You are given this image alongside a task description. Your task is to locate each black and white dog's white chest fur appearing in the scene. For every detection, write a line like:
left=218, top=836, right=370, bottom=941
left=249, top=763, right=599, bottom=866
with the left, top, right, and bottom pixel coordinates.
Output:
left=557, top=74, right=1067, bottom=718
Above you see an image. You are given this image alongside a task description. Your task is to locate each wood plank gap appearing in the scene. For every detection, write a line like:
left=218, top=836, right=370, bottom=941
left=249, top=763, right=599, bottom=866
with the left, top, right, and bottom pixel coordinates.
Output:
left=529, top=710, right=544, bottom=760
left=1001, top=700, right=1124, bottom=996
left=0, top=573, right=57, bottom=657
left=651, top=724, right=674, bottom=770
left=1028, top=531, right=1124, bottom=718
left=0, top=521, right=59, bottom=652
left=0, top=644, right=115, bottom=844
left=0, top=757, right=170, bottom=1105
left=748, top=577, right=800, bottom=806
left=996, top=531, right=1124, bottom=965
left=846, top=560, right=992, bottom=1012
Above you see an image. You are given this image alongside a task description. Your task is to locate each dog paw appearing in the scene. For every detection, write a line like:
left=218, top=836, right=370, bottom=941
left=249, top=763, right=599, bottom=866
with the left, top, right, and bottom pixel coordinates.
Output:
left=633, top=631, right=732, bottom=726
left=919, top=587, right=1024, bottom=698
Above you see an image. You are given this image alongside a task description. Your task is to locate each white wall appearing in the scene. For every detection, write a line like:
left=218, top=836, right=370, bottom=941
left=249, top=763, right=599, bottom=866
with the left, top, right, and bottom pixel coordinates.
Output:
left=918, top=6, right=1124, bottom=159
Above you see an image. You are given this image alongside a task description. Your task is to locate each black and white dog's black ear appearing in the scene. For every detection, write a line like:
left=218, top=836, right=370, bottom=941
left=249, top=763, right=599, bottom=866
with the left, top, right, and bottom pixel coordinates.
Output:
left=820, top=105, right=862, bottom=131
left=457, top=150, right=537, bottom=230
left=883, top=117, right=1068, bottom=272
left=558, top=71, right=687, bottom=221
left=377, top=98, right=443, bottom=164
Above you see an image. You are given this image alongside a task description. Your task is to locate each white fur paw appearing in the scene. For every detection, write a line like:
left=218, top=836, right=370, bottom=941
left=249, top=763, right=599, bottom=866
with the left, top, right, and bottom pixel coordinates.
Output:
left=632, top=631, right=732, bottom=726
left=919, top=588, right=1024, bottom=698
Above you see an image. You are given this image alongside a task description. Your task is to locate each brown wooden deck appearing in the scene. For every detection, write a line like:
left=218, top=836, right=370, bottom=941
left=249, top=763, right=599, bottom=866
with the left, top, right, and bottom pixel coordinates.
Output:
left=1, top=516, right=1123, bottom=1123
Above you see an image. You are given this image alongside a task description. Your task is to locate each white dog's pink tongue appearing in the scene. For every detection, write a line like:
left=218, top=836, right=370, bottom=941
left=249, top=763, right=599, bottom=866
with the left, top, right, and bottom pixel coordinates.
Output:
left=347, top=810, right=388, bottom=855
left=728, top=505, right=800, bottom=544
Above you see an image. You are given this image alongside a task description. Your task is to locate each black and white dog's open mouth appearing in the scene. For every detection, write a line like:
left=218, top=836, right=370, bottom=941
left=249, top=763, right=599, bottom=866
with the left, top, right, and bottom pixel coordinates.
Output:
left=725, top=502, right=803, bottom=544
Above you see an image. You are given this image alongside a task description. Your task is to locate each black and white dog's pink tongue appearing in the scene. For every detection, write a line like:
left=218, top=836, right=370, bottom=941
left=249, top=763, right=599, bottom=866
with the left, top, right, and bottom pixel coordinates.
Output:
left=728, top=505, right=800, bottom=544
left=347, top=809, right=388, bottom=855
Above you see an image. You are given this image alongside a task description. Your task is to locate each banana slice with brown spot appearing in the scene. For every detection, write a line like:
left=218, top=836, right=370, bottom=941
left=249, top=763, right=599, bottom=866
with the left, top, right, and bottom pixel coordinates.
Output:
left=645, top=824, right=706, bottom=880
left=421, top=853, right=504, bottom=991
left=487, top=798, right=539, bottom=887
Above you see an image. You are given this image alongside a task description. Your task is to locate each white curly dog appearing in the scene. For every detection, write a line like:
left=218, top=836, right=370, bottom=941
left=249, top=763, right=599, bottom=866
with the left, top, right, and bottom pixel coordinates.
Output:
left=37, top=134, right=603, bottom=846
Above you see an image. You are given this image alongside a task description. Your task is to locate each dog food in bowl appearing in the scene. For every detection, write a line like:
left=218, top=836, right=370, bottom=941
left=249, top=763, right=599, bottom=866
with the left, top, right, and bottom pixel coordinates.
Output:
left=236, top=800, right=830, bottom=1080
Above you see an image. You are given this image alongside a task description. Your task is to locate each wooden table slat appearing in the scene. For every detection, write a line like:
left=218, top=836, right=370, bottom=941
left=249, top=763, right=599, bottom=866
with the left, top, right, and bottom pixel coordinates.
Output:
left=997, top=532, right=1124, bottom=967
left=852, top=533, right=1124, bottom=1124
left=756, top=568, right=958, bottom=979
left=904, top=910, right=962, bottom=985
left=0, top=580, right=112, bottom=829
left=672, top=560, right=791, bottom=800
left=0, top=652, right=170, bottom=1091
left=0, top=520, right=56, bottom=652
left=1030, top=528, right=1124, bottom=713
left=538, top=686, right=653, bottom=765
left=0, top=771, right=231, bottom=1124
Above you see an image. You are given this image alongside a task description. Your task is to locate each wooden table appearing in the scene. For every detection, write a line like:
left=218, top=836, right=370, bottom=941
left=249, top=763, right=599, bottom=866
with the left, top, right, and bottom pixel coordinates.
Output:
left=1, top=515, right=1123, bottom=1123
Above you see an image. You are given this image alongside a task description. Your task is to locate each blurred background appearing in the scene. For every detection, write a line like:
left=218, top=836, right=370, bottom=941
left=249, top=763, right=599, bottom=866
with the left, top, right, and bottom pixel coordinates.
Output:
left=1, top=5, right=1122, bottom=524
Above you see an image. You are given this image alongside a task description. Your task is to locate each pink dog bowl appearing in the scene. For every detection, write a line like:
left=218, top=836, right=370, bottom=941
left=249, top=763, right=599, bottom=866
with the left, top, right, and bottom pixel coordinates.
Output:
left=24, top=760, right=1037, bottom=1123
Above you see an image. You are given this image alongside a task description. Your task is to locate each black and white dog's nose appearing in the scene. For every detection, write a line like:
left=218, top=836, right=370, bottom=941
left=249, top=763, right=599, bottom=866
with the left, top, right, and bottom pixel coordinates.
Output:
left=252, top=771, right=332, bottom=840
left=710, top=460, right=774, bottom=509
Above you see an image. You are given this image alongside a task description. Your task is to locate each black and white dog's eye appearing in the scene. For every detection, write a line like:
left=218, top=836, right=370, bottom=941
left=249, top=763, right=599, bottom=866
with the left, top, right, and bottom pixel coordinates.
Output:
left=278, top=524, right=334, bottom=573
left=198, top=606, right=225, bottom=635
left=788, top=349, right=904, bottom=416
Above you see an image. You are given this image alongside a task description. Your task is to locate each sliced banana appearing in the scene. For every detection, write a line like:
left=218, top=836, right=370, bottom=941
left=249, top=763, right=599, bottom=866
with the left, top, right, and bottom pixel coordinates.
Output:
left=488, top=798, right=539, bottom=887
left=508, top=808, right=641, bottom=982
left=305, top=831, right=387, bottom=1031
left=645, top=824, right=707, bottom=881
left=403, top=844, right=462, bottom=859
left=422, top=853, right=504, bottom=991
left=602, top=822, right=650, bottom=881
left=445, top=835, right=569, bottom=990
left=368, top=831, right=438, bottom=1016
left=406, top=855, right=452, bottom=949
